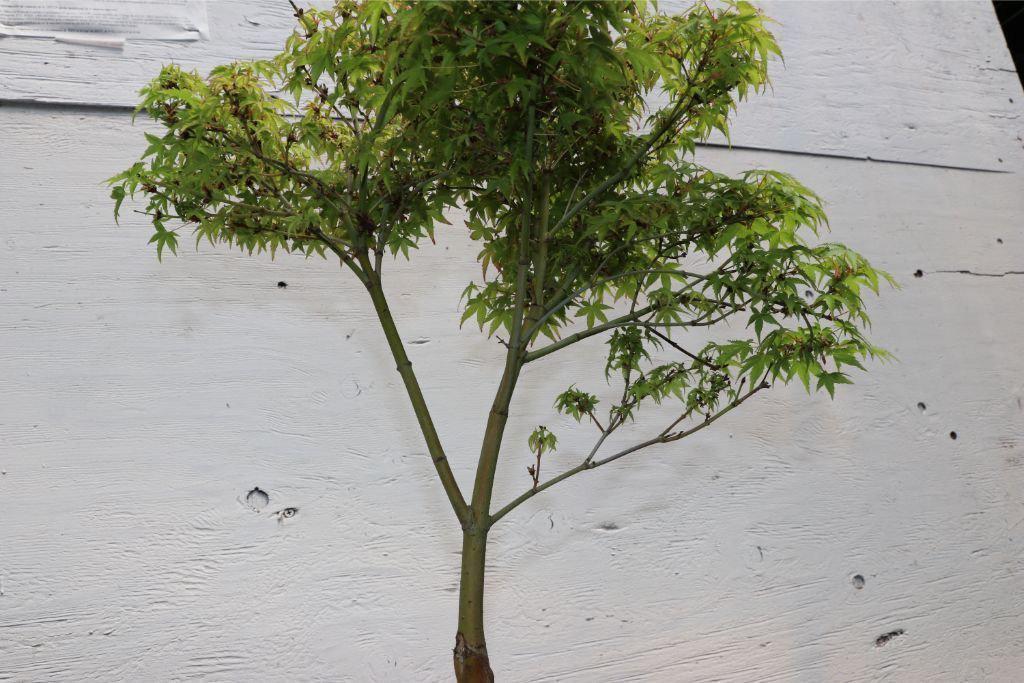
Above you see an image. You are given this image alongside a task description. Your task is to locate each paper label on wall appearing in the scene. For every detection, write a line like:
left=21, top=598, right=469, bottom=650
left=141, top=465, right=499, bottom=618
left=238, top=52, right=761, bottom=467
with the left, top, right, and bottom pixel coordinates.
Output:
left=0, top=0, right=208, bottom=47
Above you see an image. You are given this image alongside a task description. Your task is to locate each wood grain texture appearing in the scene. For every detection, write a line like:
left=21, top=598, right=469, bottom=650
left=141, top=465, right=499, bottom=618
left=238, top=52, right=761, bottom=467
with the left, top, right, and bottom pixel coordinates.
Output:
left=1, top=99, right=1023, bottom=681
left=1, top=1, right=1022, bottom=171
left=672, top=0, right=1024, bottom=173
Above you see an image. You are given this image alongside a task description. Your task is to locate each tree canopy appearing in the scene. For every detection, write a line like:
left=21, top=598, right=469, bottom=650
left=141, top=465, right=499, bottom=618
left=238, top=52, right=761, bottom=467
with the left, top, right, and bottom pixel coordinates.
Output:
left=112, top=0, right=889, bottom=430
left=112, top=1, right=889, bottom=460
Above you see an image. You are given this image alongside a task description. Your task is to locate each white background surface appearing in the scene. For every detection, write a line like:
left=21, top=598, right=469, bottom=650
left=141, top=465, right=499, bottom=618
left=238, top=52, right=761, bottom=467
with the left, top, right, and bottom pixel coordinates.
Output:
left=2, top=1, right=1023, bottom=681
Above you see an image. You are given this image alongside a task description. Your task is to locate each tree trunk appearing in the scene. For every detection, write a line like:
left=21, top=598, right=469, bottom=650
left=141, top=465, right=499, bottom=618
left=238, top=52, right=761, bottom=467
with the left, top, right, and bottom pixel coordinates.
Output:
left=454, top=529, right=494, bottom=682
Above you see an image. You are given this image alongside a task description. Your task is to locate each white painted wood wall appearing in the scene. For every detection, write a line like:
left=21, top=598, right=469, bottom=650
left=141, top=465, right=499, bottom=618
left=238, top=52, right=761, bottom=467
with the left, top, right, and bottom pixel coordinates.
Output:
left=2, top=2, right=1023, bottom=680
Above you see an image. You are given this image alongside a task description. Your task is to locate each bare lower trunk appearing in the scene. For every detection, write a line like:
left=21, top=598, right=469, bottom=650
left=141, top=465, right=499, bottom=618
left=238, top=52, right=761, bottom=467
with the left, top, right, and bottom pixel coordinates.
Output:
left=454, top=529, right=494, bottom=682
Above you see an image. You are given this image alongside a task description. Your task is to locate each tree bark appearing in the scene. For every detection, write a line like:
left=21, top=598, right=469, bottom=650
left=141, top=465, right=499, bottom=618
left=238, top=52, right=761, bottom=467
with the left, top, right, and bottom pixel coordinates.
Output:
left=454, top=529, right=494, bottom=682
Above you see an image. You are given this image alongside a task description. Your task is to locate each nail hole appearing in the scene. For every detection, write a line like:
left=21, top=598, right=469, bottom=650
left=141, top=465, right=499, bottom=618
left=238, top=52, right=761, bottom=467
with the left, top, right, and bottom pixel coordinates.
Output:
left=875, top=629, right=905, bottom=647
left=278, top=507, right=298, bottom=519
left=277, top=281, right=288, bottom=288
left=245, top=487, right=269, bottom=512
left=917, top=402, right=926, bottom=412
left=997, top=238, right=1003, bottom=244
left=851, top=574, right=865, bottom=589
left=913, top=269, right=923, bottom=278
left=950, top=431, right=958, bottom=440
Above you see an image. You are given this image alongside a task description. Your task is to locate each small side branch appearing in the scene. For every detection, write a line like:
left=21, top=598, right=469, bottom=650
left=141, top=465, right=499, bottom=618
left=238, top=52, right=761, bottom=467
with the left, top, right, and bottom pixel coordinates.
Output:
left=528, top=445, right=541, bottom=490
left=487, top=379, right=770, bottom=527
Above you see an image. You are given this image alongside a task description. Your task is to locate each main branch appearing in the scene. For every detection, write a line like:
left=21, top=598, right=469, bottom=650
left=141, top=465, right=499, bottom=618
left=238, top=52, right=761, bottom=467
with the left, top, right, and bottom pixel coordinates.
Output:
left=362, top=260, right=471, bottom=527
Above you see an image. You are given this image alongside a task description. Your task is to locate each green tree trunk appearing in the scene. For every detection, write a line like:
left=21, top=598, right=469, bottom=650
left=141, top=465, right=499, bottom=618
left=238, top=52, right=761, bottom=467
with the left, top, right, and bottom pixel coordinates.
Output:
left=454, top=529, right=493, bottom=682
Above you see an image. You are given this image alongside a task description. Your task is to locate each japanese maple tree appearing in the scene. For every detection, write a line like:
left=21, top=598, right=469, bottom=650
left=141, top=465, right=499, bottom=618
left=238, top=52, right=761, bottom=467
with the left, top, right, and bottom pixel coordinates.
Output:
left=110, top=1, right=889, bottom=679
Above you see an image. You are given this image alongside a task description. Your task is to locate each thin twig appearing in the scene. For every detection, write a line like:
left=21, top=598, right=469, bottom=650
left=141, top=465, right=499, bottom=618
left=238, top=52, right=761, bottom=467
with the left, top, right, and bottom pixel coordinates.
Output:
left=488, top=377, right=771, bottom=527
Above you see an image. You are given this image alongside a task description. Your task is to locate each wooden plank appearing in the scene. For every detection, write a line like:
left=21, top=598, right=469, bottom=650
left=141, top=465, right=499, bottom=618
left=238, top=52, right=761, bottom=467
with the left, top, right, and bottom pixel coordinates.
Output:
left=1, top=1, right=1021, bottom=170
left=1, top=105, right=1023, bottom=682
left=0, top=1, right=294, bottom=104
left=664, top=0, right=1024, bottom=172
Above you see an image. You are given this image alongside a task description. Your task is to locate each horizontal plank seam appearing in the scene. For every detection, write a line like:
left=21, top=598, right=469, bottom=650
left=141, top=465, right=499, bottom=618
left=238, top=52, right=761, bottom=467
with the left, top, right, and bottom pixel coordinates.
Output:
left=0, top=98, right=1014, bottom=174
